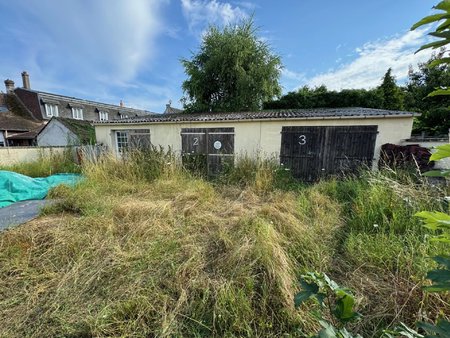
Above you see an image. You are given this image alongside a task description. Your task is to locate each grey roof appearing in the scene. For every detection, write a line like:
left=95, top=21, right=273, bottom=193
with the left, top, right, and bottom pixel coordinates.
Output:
left=94, top=107, right=418, bottom=125
left=19, top=88, right=155, bottom=116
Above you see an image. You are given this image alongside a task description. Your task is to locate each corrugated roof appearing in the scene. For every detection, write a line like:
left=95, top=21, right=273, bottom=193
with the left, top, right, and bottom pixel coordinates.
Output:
left=94, top=107, right=418, bottom=125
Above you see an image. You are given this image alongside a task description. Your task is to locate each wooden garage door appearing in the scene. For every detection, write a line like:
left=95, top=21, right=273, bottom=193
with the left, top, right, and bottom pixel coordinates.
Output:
left=181, top=128, right=234, bottom=177
left=280, top=126, right=378, bottom=181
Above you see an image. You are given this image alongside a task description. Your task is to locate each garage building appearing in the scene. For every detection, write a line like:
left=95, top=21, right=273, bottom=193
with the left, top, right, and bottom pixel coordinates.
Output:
left=94, top=108, right=417, bottom=180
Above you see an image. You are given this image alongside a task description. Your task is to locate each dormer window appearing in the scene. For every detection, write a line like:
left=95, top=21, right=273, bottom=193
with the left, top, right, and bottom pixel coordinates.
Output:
left=99, top=111, right=109, bottom=121
left=72, top=107, right=83, bottom=120
left=45, top=103, right=59, bottom=117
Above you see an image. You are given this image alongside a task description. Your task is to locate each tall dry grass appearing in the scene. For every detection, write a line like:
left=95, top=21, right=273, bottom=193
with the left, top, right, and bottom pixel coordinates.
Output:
left=0, top=151, right=448, bottom=337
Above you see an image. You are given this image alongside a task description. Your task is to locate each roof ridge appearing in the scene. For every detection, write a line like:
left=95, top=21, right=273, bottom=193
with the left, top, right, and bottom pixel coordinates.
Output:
left=18, top=88, right=155, bottom=114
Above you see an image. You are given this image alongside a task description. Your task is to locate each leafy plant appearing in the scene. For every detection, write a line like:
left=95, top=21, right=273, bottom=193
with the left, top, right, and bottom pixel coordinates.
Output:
left=295, top=272, right=362, bottom=337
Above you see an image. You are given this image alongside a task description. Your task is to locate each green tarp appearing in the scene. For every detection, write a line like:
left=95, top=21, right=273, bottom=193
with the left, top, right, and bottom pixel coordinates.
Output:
left=0, top=171, right=82, bottom=208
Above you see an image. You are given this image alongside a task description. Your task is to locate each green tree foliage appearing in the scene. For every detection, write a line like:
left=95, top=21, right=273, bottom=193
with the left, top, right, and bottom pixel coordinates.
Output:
left=181, top=19, right=282, bottom=113
left=378, top=68, right=404, bottom=110
left=404, top=50, right=450, bottom=135
left=264, top=85, right=383, bottom=110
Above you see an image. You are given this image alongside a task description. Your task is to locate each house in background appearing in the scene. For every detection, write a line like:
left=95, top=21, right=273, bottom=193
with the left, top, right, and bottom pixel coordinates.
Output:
left=37, top=117, right=95, bottom=146
left=1, top=71, right=156, bottom=146
left=0, top=90, right=44, bottom=147
left=5, top=72, right=154, bottom=122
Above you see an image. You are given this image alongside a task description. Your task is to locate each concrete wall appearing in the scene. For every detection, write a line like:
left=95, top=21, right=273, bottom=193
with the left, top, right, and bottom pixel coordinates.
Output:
left=95, top=116, right=414, bottom=166
left=37, top=119, right=77, bottom=146
left=0, top=147, right=67, bottom=166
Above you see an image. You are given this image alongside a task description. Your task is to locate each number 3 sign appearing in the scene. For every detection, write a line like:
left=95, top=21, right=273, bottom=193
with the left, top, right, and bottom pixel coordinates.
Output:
left=298, top=135, right=306, bottom=145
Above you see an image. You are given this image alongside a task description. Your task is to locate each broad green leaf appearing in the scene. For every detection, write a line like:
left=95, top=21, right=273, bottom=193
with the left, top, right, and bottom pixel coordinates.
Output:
left=316, top=292, right=327, bottom=307
left=430, top=234, right=450, bottom=243
left=433, top=255, right=450, bottom=268
left=295, top=278, right=320, bottom=307
left=428, top=57, right=450, bottom=67
left=428, top=30, right=450, bottom=40
left=426, top=269, right=450, bottom=283
left=430, top=144, right=450, bottom=161
left=437, top=18, right=450, bottom=31
left=323, top=273, right=340, bottom=291
left=415, top=211, right=450, bottom=231
left=317, top=320, right=338, bottom=338
left=417, top=319, right=450, bottom=337
left=435, top=0, right=450, bottom=12
left=411, top=13, right=450, bottom=30
left=382, top=322, right=424, bottom=338
left=429, top=30, right=450, bottom=39
left=423, top=169, right=450, bottom=177
left=294, top=291, right=314, bottom=308
left=333, top=292, right=360, bottom=323
left=416, top=39, right=449, bottom=53
left=427, top=88, right=450, bottom=96
left=423, top=283, right=450, bottom=292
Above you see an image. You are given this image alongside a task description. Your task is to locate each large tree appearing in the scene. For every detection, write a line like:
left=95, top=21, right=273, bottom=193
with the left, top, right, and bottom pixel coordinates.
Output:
left=378, top=68, right=404, bottom=110
left=181, top=19, right=282, bottom=112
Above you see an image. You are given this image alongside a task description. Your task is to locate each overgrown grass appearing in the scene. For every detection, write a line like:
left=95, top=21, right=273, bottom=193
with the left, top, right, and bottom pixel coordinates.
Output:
left=0, top=151, right=448, bottom=337
left=0, top=147, right=80, bottom=177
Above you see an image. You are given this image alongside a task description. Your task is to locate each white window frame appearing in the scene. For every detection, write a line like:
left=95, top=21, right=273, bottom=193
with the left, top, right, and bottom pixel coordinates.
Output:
left=72, top=107, right=83, bottom=120
left=115, top=129, right=151, bottom=155
left=115, top=130, right=129, bottom=154
left=44, top=103, right=59, bottom=117
left=99, top=111, right=108, bottom=121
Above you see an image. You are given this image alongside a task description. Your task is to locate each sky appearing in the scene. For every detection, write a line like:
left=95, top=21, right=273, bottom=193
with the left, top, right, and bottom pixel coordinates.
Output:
left=0, top=0, right=440, bottom=113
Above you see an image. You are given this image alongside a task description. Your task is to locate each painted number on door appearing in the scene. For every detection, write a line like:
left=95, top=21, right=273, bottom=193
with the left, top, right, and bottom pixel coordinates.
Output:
left=298, top=135, right=306, bottom=145
left=193, top=137, right=199, bottom=146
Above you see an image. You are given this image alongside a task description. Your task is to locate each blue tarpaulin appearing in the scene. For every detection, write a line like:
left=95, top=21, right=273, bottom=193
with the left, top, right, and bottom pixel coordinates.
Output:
left=0, top=171, right=82, bottom=208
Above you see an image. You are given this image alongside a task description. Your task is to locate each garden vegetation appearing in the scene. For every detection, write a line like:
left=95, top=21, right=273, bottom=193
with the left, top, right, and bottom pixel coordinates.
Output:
left=0, top=149, right=448, bottom=337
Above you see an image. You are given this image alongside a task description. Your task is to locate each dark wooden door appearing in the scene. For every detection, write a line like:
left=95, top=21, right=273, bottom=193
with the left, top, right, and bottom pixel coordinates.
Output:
left=181, top=128, right=234, bottom=176
left=280, top=125, right=378, bottom=181
left=280, top=126, right=325, bottom=181
left=325, top=126, right=378, bottom=175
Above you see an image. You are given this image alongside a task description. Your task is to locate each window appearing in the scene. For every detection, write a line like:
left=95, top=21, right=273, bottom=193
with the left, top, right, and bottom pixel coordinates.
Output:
left=116, top=131, right=129, bottom=154
left=99, top=111, right=109, bottom=121
left=72, top=107, right=83, bottom=120
left=115, top=129, right=151, bottom=154
left=45, top=103, right=59, bottom=117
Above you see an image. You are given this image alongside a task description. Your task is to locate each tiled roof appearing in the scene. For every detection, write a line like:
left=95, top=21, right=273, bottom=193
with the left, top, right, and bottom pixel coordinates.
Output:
left=18, top=88, right=155, bottom=116
left=0, top=100, right=43, bottom=133
left=94, top=107, right=418, bottom=125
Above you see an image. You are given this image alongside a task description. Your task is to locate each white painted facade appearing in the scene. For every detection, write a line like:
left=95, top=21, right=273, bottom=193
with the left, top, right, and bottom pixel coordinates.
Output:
left=95, top=115, right=415, bottom=167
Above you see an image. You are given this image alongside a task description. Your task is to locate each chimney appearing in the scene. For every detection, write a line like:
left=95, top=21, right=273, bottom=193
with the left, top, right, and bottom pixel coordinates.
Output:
left=21, top=71, right=30, bottom=89
left=165, top=100, right=172, bottom=114
left=119, top=100, right=124, bottom=107
left=4, top=79, right=15, bottom=93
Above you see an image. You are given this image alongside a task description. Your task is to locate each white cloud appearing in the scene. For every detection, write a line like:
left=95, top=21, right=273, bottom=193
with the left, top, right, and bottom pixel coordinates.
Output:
left=0, top=0, right=166, bottom=91
left=181, top=0, right=248, bottom=34
left=301, top=28, right=436, bottom=91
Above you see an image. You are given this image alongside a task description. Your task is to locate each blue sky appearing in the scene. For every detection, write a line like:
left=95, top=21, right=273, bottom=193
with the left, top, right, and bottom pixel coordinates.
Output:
left=0, top=0, right=438, bottom=113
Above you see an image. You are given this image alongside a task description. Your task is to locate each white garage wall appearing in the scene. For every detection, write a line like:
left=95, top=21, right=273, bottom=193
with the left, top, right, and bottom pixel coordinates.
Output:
left=95, top=116, right=414, bottom=167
